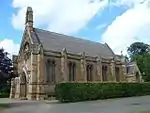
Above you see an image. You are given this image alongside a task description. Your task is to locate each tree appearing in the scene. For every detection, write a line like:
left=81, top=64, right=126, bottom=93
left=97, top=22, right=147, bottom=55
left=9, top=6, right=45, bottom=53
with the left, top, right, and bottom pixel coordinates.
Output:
left=127, top=42, right=150, bottom=59
left=0, top=48, right=15, bottom=92
left=127, top=42, right=150, bottom=81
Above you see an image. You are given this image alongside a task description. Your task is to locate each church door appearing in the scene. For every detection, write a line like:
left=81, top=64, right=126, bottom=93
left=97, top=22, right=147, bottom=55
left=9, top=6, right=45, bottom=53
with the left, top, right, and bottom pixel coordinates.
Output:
left=20, top=72, right=27, bottom=99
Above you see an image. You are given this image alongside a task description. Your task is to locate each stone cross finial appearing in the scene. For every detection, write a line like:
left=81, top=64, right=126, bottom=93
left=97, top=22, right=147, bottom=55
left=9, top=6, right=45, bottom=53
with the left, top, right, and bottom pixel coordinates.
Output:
left=61, top=48, right=67, bottom=57
left=96, top=55, right=101, bottom=62
left=62, top=48, right=67, bottom=53
left=25, top=7, right=33, bottom=28
left=80, top=52, right=86, bottom=59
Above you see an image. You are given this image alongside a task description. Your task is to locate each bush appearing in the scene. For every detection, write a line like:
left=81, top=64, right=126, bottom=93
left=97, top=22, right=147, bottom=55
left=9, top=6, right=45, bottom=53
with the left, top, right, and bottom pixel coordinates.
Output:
left=55, top=82, right=150, bottom=102
left=0, top=93, right=9, bottom=98
left=0, top=85, right=10, bottom=98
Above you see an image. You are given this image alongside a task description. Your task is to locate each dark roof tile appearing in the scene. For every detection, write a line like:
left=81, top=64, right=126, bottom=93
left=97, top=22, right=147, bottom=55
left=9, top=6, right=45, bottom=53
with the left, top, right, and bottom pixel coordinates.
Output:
left=32, top=28, right=114, bottom=58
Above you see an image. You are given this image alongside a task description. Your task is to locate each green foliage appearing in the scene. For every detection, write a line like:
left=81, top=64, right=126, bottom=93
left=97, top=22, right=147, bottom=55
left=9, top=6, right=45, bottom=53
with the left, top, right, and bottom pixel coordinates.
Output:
left=0, top=93, right=9, bottom=98
left=55, top=83, right=150, bottom=102
left=0, top=48, right=15, bottom=78
left=133, top=54, right=150, bottom=81
left=127, top=42, right=150, bottom=57
left=0, top=103, right=10, bottom=108
left=127, top=42, right=150, bottom=81
left=0, top=48, right=15, bottom=95
left=0, top=86, right=10, bottom=98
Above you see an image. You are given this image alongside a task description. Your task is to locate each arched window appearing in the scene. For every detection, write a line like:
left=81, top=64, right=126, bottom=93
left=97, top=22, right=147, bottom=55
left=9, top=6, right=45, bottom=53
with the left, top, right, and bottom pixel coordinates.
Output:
left=86, top=64, right=93, bottom=81
left=115, top=67, right=120, bottom=82
left=46, top=59, right=56, bottom=84
left=102, top=65, right=107, bottom=81
left=68, top=62, right=76, bottom=81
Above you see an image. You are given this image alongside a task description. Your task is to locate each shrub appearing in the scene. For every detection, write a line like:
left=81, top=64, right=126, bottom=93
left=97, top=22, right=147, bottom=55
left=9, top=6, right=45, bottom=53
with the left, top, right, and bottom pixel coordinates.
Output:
left=55, top=82, right=150, bottom=102
left=0, top=93, right=9, bottom=98
left=0, top=85, right=10, bottom=98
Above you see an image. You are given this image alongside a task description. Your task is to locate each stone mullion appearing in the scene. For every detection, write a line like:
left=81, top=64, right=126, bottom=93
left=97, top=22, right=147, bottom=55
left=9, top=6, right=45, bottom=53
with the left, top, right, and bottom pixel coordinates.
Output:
left=110, top=60, right=116, bottom=82
left=119, top=64, right=125, bottom=82
left=80, top=52, right=86, bottom=82
left=61, top=49, right=68, bottom=82
left=96, top=56, right=102, bottom=82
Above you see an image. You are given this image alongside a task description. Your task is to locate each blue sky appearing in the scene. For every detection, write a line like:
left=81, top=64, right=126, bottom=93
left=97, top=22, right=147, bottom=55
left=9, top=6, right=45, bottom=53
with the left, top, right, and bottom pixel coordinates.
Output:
left=0, top=0, right=150, bottom=56
left=0, top=0, right=22, bottom=46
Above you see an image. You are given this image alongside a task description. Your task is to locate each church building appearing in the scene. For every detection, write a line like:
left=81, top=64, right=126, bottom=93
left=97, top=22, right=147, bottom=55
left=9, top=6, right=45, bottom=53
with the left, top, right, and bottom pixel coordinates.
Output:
left=10, top=7, right=143, bottom=100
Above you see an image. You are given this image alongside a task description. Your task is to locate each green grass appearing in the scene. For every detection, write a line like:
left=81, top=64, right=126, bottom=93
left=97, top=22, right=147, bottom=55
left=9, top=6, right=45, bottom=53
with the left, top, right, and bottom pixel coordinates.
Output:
left=0, top=103, right=10, bottom=108
left=138, top=110, right=150, bottom=113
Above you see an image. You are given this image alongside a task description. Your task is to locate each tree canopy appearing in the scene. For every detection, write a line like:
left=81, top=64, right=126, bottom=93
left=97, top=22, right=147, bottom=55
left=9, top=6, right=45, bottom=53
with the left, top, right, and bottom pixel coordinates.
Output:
left=127, top=42, right=150, bottom=81
left=0, top=48, right=15, bottom=91
left=127, top=42, right=150, bottom=58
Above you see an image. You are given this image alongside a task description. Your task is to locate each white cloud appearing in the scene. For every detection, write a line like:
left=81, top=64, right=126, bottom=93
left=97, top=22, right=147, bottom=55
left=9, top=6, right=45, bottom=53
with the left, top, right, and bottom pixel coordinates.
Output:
left=12, top=0, right=150, bottom=56
left=110, top=0, right=147, bottom=7
left=12, top=0, right=108, bottom=34
left=0, top=39, right=20, bottom=58
left=102, top=0, right=150, bottom=55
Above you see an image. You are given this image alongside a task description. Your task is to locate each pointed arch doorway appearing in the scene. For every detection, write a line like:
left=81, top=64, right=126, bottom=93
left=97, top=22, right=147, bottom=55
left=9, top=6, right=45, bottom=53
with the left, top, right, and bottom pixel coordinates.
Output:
left=20, top=72, right=27, bottom=99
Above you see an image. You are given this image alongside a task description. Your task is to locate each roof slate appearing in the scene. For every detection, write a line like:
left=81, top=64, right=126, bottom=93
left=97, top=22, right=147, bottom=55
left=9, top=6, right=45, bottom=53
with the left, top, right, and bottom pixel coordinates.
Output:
left=32, top=28, right=115, bottom=58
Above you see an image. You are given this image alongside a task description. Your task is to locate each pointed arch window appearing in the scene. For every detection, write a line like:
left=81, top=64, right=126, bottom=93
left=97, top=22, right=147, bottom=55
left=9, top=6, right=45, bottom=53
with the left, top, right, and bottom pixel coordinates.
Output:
left=102, top=65, right=107, bottom=81
left=115, top=67, right=120, bottom=82
left=86, top=64, right=93, bottom=81
left=68, top=62, right=76, bottom=81
left=46, top=59, right=56, bottom=84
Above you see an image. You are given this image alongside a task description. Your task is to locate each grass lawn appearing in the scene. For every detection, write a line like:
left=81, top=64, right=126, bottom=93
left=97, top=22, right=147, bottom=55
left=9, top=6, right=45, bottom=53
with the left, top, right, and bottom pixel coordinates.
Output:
left=138, top=110, right=150, bottom=113
left=0, top=103, right=10, bottom=108
left=0, top=103, right=10, bottom=111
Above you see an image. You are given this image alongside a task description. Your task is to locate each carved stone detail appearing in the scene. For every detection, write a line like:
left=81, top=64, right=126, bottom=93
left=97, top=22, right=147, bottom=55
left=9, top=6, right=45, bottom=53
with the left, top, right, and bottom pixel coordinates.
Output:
left=22, top=60, right=31, bottom=83
left=30, top=44, right=41, bottom=54
left=24, top=42, right=31, bottom=60
left=25, top=7, right=33, bottom=28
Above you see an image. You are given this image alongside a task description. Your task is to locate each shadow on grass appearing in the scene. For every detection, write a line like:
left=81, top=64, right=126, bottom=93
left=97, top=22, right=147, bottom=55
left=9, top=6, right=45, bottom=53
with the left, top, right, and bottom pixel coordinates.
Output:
left=0, top=103, right=10, bottom=108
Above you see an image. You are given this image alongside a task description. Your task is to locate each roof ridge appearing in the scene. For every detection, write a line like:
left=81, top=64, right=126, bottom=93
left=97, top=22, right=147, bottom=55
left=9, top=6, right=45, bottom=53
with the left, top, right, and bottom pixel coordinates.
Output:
left=34, top=27, right=105, bottom=45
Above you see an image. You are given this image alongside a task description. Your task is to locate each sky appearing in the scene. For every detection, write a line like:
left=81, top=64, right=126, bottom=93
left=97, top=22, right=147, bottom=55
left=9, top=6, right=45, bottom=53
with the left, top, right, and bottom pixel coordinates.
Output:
left=0, top=0, right=150, bottom=57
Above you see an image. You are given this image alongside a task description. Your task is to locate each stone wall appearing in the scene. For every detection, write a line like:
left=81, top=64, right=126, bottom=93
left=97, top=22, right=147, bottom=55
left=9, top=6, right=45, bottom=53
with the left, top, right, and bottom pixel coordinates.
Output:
left=42, top=50, right=125, bottom=98
left=10, top=47, right=126, bottom=100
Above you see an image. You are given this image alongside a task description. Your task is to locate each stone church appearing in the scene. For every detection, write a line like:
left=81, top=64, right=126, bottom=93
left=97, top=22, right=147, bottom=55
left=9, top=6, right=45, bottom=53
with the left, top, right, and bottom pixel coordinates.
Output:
left=10, top=7, right=143, bottom=100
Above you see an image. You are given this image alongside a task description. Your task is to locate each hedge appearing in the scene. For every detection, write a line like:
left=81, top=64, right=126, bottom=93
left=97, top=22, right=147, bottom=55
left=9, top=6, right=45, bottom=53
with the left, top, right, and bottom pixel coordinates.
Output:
left=0, top=93, right=9, bottom=98
left=0, top=86, right=10, bottom=98
left=55, top=82, right=150, bottom=102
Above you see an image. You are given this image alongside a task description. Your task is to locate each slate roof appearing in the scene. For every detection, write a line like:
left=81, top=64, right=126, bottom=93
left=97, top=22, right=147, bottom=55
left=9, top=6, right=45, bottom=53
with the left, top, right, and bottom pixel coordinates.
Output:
left=32, top=28, right=115, bottom=58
